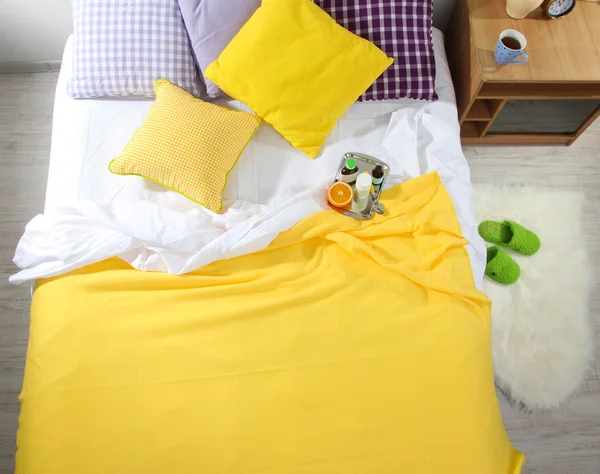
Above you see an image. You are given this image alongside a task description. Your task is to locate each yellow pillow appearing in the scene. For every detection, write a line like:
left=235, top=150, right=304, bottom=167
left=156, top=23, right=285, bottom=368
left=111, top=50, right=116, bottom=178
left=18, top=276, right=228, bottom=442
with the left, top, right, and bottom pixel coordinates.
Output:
left=109, top=80, right=261, bottom=213
left=204, top=0, right=393, bottom=159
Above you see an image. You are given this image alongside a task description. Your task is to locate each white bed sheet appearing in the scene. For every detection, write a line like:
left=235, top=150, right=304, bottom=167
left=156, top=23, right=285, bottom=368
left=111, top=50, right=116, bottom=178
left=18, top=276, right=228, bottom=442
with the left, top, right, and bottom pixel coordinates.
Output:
left=11, top=29, right=486, bottom=287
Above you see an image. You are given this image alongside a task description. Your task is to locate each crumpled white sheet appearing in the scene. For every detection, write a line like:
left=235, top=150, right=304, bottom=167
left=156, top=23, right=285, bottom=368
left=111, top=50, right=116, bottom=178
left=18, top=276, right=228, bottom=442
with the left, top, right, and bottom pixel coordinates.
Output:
left=10, top=108, right=485, bottom=287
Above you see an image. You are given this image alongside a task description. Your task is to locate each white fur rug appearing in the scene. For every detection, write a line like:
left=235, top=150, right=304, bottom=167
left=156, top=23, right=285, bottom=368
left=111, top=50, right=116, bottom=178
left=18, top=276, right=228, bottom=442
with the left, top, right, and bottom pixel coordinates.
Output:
left=472, top=184, right=593, bottom=411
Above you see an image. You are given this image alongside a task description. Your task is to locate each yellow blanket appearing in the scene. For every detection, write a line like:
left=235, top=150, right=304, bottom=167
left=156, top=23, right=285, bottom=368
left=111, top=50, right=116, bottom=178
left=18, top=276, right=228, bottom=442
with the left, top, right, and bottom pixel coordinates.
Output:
left=17, top=172, right=524, bottom=474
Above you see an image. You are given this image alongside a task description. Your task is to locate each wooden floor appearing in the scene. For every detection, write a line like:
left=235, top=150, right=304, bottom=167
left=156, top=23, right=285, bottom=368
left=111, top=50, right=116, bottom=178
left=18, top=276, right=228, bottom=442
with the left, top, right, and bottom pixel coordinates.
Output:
left=465, top=131, right=600, bottom=473
left=0, top=73, right=598, bottom=474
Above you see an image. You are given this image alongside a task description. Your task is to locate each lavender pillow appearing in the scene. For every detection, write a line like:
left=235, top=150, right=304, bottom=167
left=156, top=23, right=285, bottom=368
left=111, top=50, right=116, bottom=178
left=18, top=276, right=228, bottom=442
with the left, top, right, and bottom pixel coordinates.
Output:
left=67, top=0, right=202, bottom=99
left=314, top=0, right=437, bottom=102
left=178, top=0, right=261, bottom=99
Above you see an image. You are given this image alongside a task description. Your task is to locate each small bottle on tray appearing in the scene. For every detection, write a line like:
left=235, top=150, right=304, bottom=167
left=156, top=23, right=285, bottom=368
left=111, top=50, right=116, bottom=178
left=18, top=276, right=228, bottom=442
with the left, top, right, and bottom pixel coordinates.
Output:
left=352, top=173, right=372, bottom=213
left=340, top=158, right=359, bottom=186
left=371, top=165, right=384, bottom=194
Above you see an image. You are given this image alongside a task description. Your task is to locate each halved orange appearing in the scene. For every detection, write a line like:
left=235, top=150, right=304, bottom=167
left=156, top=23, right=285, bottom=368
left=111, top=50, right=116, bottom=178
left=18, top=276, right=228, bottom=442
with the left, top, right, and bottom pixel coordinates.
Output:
left=327, top=181, right=353, bottom=208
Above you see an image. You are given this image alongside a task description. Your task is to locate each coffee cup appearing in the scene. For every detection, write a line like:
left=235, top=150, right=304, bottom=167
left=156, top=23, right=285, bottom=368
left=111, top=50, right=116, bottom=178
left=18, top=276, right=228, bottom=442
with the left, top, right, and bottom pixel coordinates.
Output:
left=494, top=29, right=529, bottom=66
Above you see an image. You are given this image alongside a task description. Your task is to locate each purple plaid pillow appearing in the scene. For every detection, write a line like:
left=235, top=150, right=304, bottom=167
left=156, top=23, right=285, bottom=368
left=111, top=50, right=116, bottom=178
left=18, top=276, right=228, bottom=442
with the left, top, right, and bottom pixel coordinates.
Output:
left=67, top=0, right=202, bottom=99
left=314, top=0, right=437, bottom=102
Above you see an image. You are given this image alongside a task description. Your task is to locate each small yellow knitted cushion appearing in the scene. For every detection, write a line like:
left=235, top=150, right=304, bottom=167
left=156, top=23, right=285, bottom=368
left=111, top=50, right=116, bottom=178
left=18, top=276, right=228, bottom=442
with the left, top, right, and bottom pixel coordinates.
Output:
left=109, top=79, right=261, bottom=213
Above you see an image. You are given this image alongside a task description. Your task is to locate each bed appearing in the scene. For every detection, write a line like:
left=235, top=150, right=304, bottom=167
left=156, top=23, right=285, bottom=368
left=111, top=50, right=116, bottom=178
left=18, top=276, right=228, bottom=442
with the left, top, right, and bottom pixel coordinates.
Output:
left=11, top=5, right=524, bottom=473
left=12, top=29, right=486, bottom=287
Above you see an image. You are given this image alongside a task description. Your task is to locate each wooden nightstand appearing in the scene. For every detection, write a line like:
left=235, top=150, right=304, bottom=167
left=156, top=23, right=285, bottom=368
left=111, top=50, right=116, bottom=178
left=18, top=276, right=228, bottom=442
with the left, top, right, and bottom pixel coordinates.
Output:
left=446, top=0, right=600, bottom=145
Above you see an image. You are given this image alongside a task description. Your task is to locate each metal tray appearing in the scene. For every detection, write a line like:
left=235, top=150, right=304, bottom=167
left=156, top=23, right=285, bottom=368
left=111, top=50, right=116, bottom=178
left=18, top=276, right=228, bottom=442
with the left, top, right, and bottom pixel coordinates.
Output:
left=328, top=152, right=390, bottom=220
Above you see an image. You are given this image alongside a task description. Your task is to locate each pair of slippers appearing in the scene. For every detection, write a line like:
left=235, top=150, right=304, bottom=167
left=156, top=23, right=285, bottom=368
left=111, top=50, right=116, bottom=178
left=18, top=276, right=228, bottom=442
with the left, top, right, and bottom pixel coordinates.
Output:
left=478, top=220, right=541, bottom=285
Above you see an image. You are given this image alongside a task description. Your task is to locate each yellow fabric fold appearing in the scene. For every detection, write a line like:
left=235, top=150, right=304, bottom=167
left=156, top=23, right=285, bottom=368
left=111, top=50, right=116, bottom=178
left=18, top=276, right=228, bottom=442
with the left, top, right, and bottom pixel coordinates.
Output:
left=17, top=172, right=524, bottom=474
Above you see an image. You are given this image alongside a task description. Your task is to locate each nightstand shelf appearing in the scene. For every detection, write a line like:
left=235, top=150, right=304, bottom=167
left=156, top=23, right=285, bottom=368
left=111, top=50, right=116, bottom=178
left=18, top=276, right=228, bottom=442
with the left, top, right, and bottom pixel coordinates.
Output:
left=461, top=121, right=483, bottom=139
left=465, top=100, right=492, bottom=120
left=446, top=0, right=600, bottom=146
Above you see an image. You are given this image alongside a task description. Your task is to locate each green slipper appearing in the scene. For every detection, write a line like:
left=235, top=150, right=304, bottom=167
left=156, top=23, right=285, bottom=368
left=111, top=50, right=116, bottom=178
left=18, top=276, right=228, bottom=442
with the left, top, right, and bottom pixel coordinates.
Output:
left=478, top=220, right=541, bottom=255
left=485, top=247, right=520, bottom=284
